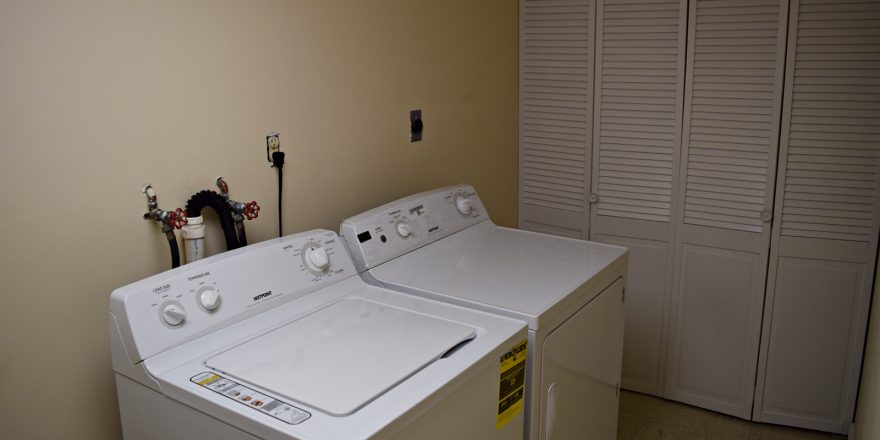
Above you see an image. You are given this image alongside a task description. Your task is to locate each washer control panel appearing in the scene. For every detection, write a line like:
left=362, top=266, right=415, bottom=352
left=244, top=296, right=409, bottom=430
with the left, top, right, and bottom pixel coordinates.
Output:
left=110, top=230, right=355, bottom=364
left=191, top=372, right=311, bottom=425
left=340, top=184, right=487, bottom=272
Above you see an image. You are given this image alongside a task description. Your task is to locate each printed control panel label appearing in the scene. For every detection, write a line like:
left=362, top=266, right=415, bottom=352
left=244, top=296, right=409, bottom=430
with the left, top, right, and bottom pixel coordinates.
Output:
left=191, top=372, right=310, bottom=425
left=497, top=339, right=527, bottom=429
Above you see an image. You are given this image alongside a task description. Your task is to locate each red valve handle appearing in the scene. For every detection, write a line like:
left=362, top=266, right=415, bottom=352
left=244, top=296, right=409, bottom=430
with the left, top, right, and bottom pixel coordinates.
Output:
left=166, top=208, right=188, bottom=229
left=243, top=201, right=260, bottom=220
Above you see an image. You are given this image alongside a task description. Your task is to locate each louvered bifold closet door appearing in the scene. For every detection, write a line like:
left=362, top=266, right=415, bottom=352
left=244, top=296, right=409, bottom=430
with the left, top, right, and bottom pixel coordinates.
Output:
left=589, top=0, right=687, bottom=396
left=519, top=0, right=595, bottom=238
left=665, top=0, right=788, bottom=420
left=753, top=0, right=880, bottom=433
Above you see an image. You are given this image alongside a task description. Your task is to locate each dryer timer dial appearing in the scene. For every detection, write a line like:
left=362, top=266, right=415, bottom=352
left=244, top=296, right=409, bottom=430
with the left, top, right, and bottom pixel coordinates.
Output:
left=397, top=222, right=412, bottom=238
left=455, top=195, right=474, bottom=215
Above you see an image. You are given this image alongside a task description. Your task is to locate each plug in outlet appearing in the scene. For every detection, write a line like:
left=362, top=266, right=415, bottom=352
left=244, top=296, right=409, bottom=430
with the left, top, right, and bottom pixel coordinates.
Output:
left=266, top=132, right=280, bottom=164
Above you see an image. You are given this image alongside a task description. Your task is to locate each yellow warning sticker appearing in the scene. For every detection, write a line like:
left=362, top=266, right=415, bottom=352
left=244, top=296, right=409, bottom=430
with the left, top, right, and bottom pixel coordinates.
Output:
left=497, top=339, right=527, bottom=429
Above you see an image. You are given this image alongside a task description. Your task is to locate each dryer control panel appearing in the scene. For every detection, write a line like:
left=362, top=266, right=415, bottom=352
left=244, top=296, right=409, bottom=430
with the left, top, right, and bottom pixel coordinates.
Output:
left=110, top=230, right=356, bottom=364
left=340, top=184, right=488, bottom=272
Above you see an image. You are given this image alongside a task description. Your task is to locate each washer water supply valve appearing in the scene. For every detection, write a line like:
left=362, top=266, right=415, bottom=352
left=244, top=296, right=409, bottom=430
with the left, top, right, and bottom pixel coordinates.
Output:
left=143, top=185, right=188, bottom=230
left=198, top=176, right=260, bottom=258
left=217, top=177, right=261, bottom=221
left=142, top=184, right=188, bottom=269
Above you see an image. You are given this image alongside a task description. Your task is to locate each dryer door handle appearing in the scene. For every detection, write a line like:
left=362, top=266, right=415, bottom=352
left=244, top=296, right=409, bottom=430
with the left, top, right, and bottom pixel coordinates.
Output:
left=545, top=382, right=558, bottom=440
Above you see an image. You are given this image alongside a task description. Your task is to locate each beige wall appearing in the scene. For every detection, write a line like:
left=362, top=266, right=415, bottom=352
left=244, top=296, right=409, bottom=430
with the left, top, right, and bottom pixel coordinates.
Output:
left=0, top=1, right=518, bottom=438
left=856, top=265, right=880, bottom=439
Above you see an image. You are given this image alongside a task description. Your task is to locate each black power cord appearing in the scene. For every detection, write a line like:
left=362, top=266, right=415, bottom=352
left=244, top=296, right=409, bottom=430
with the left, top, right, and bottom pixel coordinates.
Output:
left=271, top=151, right=285, bottom=238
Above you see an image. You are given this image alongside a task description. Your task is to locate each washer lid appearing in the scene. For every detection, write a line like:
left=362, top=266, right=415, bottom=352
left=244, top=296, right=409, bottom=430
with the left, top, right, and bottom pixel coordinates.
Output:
left=205, top=298, right=475, bottom=417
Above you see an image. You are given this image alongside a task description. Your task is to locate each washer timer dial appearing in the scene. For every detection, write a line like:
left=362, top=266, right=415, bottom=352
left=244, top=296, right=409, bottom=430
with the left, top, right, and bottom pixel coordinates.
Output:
left=303, top=243, right=330, bottom=273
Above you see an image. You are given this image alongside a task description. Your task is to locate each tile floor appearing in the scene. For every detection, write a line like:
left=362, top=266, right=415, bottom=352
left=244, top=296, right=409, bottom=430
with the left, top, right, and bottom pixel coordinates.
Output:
left=617, top=391, right=847, bottom=440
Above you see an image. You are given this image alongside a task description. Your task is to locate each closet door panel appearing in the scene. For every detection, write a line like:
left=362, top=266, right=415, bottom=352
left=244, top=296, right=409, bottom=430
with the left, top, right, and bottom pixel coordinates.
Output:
left=591, top=0, right=687, bottom=397
left=519, top=205, right=584, bottom=238
left=666, top=0, right=788, bottom=419
left=759, top=257, right=865, bottom=432
left=595, top=234, right=668, bottom=393
left=519, top=0, right=595, bottom=238
left=754, top=0, right=880, bottom=433
left=668, top=244, right=765, bottom=417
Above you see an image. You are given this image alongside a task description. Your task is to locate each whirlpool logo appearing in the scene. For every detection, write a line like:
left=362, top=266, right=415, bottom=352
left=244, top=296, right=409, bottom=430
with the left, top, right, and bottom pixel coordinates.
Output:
left=253, top=291, right=273, bottom=302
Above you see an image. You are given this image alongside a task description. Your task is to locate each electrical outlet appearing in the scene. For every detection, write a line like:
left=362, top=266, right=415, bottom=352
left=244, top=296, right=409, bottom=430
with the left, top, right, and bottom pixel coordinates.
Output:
left=266, top=132, right=280, bottom=164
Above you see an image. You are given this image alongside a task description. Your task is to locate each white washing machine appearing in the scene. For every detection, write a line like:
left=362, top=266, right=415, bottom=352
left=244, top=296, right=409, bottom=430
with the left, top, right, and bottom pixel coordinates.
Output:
left=110, top=229, right=528, bottom=440
left=340, top=184, right=628, bottom=440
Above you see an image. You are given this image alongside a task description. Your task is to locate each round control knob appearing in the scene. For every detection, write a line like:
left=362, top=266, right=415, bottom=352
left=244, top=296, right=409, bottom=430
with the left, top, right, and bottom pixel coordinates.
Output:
left=455, top=195, right=474, bottom=215
left=305, top=245, right=330, bottom=272
left=397, top=222, right=412, bottom=238
left=161, top=303, right=186, bottom=326
left=198, top=288, right=221, bottom=311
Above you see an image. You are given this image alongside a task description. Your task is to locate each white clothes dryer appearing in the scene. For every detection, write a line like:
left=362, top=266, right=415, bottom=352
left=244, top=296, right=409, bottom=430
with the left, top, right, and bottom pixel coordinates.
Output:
left=110, top=229, right=527, bottom=440
left=340, top=184, right=628, bottom=440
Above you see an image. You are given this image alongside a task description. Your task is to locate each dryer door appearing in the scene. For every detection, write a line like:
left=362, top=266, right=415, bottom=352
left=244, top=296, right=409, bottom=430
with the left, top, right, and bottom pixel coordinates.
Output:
left=539, top=278, right=625, bottom=440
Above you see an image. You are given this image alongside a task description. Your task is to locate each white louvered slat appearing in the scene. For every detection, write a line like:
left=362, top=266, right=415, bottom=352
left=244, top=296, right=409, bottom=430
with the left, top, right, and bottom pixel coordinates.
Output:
left=520, top=0, right=594, bottom=234
left=781, top=0, right=880, bottom=243
left=682, top=0, right=785, bottom=233
left=594, top=0, right=684, bottom=223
